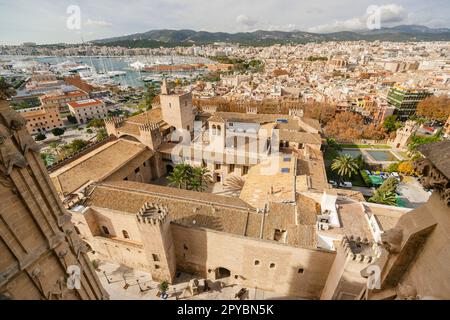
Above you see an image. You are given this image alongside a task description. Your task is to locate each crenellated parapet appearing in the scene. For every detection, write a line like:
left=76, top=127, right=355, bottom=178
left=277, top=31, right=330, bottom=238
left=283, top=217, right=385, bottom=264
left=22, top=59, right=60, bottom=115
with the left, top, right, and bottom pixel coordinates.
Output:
left=136, top=202, right=170, bottom=226
left=138, top=122, right=162, bottom=149
left=341, top=235, right=377, bottom=264
left=139, top=122, right=160, bottom=134
left=104, top=116, right=125, bottom=128
left=246, top=106, right=258, bottom=114
left=289, top=107, right=304, bottom=118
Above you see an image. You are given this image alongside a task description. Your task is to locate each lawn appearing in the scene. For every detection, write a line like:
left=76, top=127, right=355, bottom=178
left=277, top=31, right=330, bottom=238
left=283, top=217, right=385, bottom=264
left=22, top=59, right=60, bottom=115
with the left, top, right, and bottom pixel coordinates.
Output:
left=338, top=144, right=391, bottom=149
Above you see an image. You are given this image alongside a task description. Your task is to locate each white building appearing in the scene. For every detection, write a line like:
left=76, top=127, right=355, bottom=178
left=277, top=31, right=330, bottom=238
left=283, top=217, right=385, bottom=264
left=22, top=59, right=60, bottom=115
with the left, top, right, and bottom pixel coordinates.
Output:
left=67, top=99, right=108, bottom=124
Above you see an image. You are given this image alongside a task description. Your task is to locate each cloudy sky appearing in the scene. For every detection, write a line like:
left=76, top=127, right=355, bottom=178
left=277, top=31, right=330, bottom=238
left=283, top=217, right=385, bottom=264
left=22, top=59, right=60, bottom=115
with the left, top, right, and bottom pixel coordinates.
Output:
left=0, top=0, right=449, bottom=45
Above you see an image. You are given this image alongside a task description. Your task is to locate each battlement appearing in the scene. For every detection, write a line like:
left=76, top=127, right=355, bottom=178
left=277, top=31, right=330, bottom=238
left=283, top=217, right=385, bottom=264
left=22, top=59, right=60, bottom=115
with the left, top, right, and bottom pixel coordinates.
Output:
left=202, top=105, right=218, bottom=113
left=341, top=235, right=377, bottom=263
left=289, top=107, right=304, bottom=117
left=104, top=116, right=124, bottom=128
left=246, top=106, right=258, bottom=114
left=136, top=202, right=170, bottom=225
left=139, top=122, right=160, bottom=133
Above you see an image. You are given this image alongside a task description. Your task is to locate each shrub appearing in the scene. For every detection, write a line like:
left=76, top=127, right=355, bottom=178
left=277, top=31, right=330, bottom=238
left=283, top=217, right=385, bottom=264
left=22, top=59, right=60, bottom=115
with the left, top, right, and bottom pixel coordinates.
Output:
left=360, top=170, right=372, bottom=187
left=378, top=177, right=399, bottom=194
left=35, top=132, right=46, bottom=141
left=159, top=281, right=169, bottom=293
left=51, top=127, right=65, bottom=137
left=397, top=161, right=416, bottom=176
left=386, top=162, right=400, bottom=173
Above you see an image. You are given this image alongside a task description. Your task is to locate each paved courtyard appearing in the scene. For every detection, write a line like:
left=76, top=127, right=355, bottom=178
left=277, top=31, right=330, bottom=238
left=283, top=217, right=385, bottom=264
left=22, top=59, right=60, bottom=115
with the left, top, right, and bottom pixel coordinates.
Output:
left=396, top=176, right=430, bottom=208
left=94, top=260, right=302, bottom=300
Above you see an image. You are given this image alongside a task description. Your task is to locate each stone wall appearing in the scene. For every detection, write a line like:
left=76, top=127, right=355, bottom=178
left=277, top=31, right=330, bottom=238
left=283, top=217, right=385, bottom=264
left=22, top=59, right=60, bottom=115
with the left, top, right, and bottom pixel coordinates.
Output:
left=0, top=102, right=107, bottom=300
left=171, top=223, right=335, bottom=299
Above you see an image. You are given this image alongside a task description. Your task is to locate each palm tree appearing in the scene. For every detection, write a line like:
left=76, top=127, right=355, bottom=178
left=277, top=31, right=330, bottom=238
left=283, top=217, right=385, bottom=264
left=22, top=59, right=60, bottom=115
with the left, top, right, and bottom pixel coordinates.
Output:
left=369, top=189, right=397, bottom=206
left=331, top=154, right=359, bottom=182
left=167, top=163, right=192, bottom=189
left=189, top=166, right=212, bottom=192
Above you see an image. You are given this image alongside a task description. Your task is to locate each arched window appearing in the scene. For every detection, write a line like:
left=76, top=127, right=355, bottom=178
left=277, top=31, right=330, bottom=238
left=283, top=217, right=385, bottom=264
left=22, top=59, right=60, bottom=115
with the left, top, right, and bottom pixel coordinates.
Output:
left=102, top=226, right=110, bottom=235
left=122, top=230, right=129, bottom=239
left=212, top=124, right=217, bottom=135
left=217, top=125, right=221, bottom=135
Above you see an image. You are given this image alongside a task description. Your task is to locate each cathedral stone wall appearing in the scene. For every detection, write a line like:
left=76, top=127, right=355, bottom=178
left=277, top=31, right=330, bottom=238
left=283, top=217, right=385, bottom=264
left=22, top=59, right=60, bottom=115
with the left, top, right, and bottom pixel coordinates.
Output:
left=0, top=102, right=107, bottom=300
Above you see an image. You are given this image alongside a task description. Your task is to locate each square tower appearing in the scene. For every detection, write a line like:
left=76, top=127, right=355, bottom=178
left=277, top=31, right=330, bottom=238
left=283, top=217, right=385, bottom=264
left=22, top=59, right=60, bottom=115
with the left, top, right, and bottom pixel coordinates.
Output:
left=159, top=79, right=194, bottom=135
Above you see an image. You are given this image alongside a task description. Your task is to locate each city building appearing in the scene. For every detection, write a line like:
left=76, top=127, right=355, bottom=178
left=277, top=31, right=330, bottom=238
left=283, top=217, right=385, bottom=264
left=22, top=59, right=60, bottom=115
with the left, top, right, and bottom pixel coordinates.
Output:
left=40, top=87, right=90, bottom=119
left=17, top=104, right=64, bottom=134
left=387, top=85, right=432, bottom=120
left=67, top=98, right=108, bottom=124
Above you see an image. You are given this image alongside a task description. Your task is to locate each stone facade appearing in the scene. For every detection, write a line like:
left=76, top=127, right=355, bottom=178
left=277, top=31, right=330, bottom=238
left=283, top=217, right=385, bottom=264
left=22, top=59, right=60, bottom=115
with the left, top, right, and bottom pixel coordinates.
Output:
left=359, top=141, right=450, bottom=300
left=0, top=101, right=107, bottom=300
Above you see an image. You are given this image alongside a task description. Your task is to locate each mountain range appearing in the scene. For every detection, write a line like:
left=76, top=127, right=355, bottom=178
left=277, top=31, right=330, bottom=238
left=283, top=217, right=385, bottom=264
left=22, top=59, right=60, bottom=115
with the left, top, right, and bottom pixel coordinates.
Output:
left=93, top=25, right=450, bottom=47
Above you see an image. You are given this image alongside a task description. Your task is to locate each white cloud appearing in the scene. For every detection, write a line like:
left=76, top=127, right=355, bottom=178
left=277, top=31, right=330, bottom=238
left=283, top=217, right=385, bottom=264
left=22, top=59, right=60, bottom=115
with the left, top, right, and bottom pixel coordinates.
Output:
left=308, top=3, right=408, bottom=33
left=85, top=19, right=113, bottom=28
left=236, top=14, right=258, bottom=28
left=377, top=4, right=407, bottom=24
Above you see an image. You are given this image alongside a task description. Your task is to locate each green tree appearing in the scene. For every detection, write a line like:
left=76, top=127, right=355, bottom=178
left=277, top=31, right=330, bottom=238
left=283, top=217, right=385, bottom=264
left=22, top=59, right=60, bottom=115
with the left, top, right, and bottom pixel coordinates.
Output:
left=70, top=139, right=89, bottom=154
left=159, top=281, right=169, bottom=294
left=378, top=177, right=399, bottom=194
left=0, top=76, right=14, bottom=99
left=96, top=128, right=108, bottom=141
left=331, top=155, right=359, bottom=181
left=40, top=152, right=55, bottom=167
left=167, top=163, right=192, bottom=189
left=386, top=162, right=400, bottom=173
left=51, top=127, right=65, bottom=137
left=35, top=132, right=46, bottom=141
left=67, top=115, right=78, bottom=124
left=87, top=118, right=105, bottom=129
left=189, top=166, right=212, bottom=192
left=408, top=134, right=441, bottom=152
left=383, top=115, right=402, bottom=133
left=369, top=189, right=397, bottom=206
left=141, top=83, right=157, bottom=110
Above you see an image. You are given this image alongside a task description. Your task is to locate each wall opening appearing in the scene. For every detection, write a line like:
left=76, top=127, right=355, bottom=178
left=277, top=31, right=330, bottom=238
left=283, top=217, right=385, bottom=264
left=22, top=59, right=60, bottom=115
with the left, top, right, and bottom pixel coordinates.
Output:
left=102, top=226, right=110, bottom=235
left=215, top=267, right=231, bottom=280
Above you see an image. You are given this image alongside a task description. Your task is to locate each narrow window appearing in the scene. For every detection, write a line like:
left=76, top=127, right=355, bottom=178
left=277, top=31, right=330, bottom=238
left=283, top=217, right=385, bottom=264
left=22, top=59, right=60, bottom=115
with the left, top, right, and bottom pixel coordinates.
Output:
left=122, top=230, right=129, bottom=239
left=152, top=254, right=160, bottom=262
left=102, top=226, right=110, bottom=235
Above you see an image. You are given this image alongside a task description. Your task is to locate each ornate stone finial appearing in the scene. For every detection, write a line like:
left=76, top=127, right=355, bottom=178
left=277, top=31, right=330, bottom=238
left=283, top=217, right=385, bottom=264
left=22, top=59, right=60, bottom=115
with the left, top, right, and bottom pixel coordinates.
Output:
left=414, top=157, right=450, bottom=206
left=381, top=227, right=403, bottom=254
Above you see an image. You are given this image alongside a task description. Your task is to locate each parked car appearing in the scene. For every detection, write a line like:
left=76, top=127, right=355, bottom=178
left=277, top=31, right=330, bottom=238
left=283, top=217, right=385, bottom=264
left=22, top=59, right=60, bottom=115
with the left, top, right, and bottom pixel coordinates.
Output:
left=339, top=181, right=353, bottom=188
left=329, top=180, right=338, bottom=187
